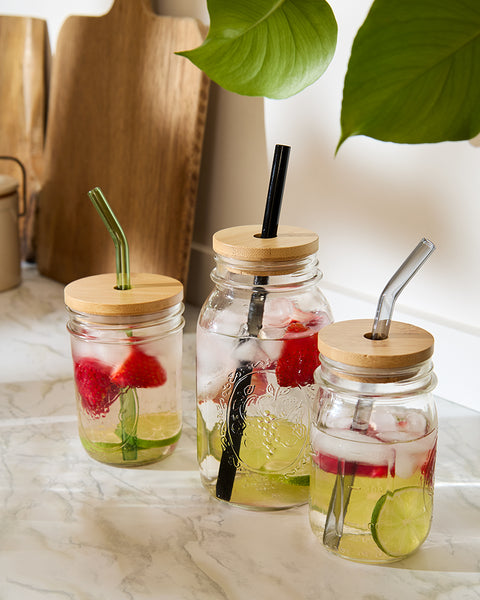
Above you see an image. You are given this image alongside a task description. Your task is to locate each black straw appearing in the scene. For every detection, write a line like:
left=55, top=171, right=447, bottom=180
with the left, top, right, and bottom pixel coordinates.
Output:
left=261, top=145, right=291, bottom=238
left=215, top=145, right=291, bottom=502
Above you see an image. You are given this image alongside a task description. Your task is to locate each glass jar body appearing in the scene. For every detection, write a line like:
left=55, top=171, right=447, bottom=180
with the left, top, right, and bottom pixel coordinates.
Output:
left=67, top=304, right=184, bottom=466
left=309, top=358, right=438, bottom=562
left=197, top=255, right=333, bottom=509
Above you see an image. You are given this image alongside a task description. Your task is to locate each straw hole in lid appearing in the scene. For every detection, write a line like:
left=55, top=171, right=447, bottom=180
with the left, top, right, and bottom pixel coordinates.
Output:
left=363, top=331, right=387, bottom=341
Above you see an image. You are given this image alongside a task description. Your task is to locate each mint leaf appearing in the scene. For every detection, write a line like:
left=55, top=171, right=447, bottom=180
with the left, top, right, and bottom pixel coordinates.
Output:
left=176, top=0, right=337, bottom=99
left=339, top=0, right=480, bottom=149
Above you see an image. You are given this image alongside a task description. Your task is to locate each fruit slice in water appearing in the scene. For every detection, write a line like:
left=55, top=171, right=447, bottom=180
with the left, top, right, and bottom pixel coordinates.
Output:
left=111, top=346, right=167, bottom=388
left=85, top=412, right=181, bottom=449
left=208, top=417, right=309, bottom=483
left=135, top=412, right=181, bottom=448
left=370, top=486, right=433, bottom=557
left=275, top=321, right=320, bottom=387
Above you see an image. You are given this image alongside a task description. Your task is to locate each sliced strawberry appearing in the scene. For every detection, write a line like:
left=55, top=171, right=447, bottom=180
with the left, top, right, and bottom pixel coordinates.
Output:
left=111, top=346, right=167, bottom=389
left=275, top=320, right=320, bottom=387
left=421, top=440, right=437, bottom=486
left=312, top=451, right=388, bottom=478
left=74, top=357, right=121, bottom=418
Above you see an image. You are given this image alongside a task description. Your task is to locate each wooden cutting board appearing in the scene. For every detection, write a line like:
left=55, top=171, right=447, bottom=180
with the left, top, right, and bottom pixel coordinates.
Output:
left=36, top=0, right=209, bottom=286
left=0, top=15, right=50, bottom=261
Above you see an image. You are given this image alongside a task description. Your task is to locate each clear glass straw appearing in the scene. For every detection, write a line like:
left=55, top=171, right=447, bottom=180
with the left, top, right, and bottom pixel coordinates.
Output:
left=88, top=187, right=131, bottom=290
left=371, top=238, right=435, bottom=340
left=323, top=236, right=436, bottom=551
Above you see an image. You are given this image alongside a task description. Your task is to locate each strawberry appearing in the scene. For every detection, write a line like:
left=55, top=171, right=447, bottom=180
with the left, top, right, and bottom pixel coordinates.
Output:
left=111, top=346, right=167, bottom=389
left=275, top=320, right=320, bottom=387
left=421, top=441, right=437, bottom=487
left=74, top=357, right=121, bottom=418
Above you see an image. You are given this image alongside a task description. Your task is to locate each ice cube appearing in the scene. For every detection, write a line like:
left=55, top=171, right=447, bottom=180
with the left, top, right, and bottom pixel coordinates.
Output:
left=371, top=408, right=397, bottom=433
left=196, top=327, right=237, bottom=377
left=376, top=431, right=433, bottom=479
left=393, top=439, right=428, bottom=479
left=311, top=427, right=390, bottom=465
left=406, top=410, right=427, bottom=434
left=262, top=297, right=295, bottom=328
left=198, top=400, right=219, bottom=431
left=72, top=340, right=128, bottom=370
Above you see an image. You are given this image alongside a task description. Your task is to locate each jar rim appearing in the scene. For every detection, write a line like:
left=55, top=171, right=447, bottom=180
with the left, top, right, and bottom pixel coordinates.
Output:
left=315, top=356, right=437, bottom=396
left=66, top=303, right=185, bottom=343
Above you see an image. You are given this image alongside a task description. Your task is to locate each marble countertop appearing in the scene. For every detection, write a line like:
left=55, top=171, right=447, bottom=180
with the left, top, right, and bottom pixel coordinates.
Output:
left=1, top=265, right=479, bottom=599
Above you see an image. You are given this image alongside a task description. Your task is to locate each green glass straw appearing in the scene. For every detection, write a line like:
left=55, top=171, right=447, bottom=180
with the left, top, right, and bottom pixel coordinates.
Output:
left=88, top=186, right=138, bottom=461
left=88, top=187, right=131, bottom=290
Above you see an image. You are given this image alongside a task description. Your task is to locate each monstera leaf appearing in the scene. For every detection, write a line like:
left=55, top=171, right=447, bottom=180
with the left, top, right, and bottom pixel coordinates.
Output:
left=176, top=0, right=337, bottom=99
left=338, top=0, right=480, bottom=149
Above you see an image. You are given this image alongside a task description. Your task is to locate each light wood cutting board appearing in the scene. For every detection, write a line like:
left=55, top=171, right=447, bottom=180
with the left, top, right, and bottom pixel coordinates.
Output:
left=36, top=0, right=210, bottom=286
left=0, top=15, right=50, bottom=261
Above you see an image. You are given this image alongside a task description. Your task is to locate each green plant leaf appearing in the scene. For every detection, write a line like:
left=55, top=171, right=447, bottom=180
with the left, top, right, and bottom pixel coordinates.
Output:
left=339, top=0, right=480, bottom=149
left=176, top=0, right=337, bottom=99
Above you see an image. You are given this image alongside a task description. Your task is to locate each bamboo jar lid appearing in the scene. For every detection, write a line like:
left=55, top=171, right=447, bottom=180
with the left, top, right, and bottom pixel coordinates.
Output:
left=317, top=319, right=434, bottom=370
left=0, top=175, right=18, bottom=198
left=213, top=225, right=319, bottom=262
left=64, top=273, right=183, bottom=316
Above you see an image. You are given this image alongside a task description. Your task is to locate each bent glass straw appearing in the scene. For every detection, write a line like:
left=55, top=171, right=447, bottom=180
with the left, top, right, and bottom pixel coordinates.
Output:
left=87, top=187, right=137, bottom=460
left=371, top=238, right=436, bottom=339
left=88, top=187, right=131, bottom=290
left=323, top=237, right=436, bottom=551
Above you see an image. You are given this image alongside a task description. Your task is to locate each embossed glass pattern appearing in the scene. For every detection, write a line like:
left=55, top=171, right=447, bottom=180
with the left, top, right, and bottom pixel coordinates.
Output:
left=197, top=252, right=333, bottom=509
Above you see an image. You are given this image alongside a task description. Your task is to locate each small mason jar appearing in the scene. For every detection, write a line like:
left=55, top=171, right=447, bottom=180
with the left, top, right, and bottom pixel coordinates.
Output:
left=309, top=319, right=438, bottom=563
left=197, top=224, right=333, bottom=509
left=65, top=273, right=184, bottom=467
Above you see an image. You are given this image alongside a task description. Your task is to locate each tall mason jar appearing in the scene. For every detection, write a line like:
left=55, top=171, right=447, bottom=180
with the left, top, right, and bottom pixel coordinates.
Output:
left=65, top=273, right=184, bottom=467
left=309, top=319, right=438, bottom=562
left=197, top=225, right=333, bottom=509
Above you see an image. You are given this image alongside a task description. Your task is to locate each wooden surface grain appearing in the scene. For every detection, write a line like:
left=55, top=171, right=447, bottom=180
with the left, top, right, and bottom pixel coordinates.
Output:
left=36, top=0, right=210, bottom=285
left=0, top=15, right=50, bottom=260
left=212, top=225, right=319, bottom=261
left=317, top=319, right=435, bottom=369
left=64, top=272, right=183, bottom=316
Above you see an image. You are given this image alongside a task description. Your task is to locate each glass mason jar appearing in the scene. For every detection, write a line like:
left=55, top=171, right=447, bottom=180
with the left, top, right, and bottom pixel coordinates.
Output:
left=309, top=319, right=438, bottom=563
left=197, top=225, right=333, bottom=509
left=65, top=273, right=184, bottom=467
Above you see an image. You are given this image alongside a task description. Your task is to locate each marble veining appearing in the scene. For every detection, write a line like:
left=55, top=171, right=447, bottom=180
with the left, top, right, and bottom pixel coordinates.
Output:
left=0, top=266, right=479, bottom=599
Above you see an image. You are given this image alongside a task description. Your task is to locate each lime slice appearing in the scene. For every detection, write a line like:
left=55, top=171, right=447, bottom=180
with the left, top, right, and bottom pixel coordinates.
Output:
left=370, top=486, right=433, bottom=557
left=240, top=418, right=308, bottom=472
left=285, top=474, right=310, bottom=486
left=209, top=424, right=223, bottom=461
left=89, top=412, right=182, bottom=450
left=136, top=429, right=182, bottom=449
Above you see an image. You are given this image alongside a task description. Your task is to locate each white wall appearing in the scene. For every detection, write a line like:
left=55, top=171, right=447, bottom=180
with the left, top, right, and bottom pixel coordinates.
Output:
left=261, top=0, right=479, bottom=411
left=265, top=0, right=480, bottom=333
left=2, top=0, right=477, bottom=411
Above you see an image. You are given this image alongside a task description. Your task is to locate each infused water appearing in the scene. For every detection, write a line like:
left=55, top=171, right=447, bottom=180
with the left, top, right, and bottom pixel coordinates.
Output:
left=309, top=408, right=437, bottom=562
left=197, top=323, right=325, bottom=509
